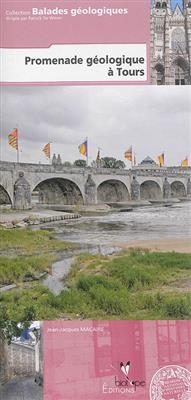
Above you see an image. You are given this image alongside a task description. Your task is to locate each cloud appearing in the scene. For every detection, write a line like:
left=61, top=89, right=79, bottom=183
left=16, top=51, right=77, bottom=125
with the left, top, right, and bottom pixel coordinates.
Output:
left=1, top=85, right=190, bottom=166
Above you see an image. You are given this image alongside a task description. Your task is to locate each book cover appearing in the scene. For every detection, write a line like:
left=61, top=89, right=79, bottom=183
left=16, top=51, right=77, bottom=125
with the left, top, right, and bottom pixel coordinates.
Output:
left=0, top=1, right=191, bottom=399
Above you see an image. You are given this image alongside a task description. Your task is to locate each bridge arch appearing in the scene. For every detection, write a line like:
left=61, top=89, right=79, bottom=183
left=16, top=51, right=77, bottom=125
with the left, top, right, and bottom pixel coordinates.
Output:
left=140, top=180, right=162, bottom=200
left=0, top=185, right=12, bottom=205
left=97, top=179, right=130, bottom=203
left=171, top=181, right=186, bottom=198
left=32, top=177, right=84, bottom=205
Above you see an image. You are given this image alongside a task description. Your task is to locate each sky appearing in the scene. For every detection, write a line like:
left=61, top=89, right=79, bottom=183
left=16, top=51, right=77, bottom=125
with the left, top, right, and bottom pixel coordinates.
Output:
left=172, top=0, right=182, bottom=7
left=1, top=85, right=190, bottom=167
left=168, top=0, right=182, bottom=8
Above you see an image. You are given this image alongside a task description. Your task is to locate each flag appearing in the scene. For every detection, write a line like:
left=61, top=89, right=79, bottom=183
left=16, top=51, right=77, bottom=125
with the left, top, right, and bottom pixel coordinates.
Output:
left=8, top=128, right=18, bottom=150
left=42, top=143, right=50, bottom=158
left=78, top=140, right=88, bottom=157
left=96, top=149, right=101, bottom=161
left=181, top=157, right=188, bottom=167
left=124, top=146, right=132, bottom=161
left=158, top=153, right=164, bottom=167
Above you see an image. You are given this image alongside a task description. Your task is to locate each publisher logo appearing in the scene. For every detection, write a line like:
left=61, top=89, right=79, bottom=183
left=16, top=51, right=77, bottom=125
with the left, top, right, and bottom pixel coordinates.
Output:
left=120, top=361, right=131, bottom=379
left=103, top=360, right=146, bottom=395
left=150, top=365, right=191, bottom=400
left=115, top=361, right=145, bottom=390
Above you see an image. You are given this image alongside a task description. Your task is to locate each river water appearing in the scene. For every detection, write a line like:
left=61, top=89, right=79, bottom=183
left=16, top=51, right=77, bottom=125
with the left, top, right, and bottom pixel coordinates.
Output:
left=41, top=202, right=191, bottom=293
left=50, top=202, right=191, bottom=246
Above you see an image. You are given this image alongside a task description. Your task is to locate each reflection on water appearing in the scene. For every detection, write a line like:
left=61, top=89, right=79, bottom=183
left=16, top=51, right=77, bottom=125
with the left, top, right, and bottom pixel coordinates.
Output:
left=43, top=202, right=191, bottom=246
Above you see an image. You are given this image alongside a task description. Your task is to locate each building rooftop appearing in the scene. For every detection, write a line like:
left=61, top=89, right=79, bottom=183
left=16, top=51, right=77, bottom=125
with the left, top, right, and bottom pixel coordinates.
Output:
left=139, top=156, right=157, bottom=165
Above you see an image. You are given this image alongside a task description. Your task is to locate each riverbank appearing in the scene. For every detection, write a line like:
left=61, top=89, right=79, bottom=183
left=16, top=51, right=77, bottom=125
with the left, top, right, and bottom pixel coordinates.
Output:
left=0, top=229, right=75, bottom=289
left=0, top=228, right=75, bottom=256
left=0, top=203, right=191, bottom=321
left=65, top=250, right=191, bottom=319
left=116, top=238, right=191, bottom=253
left=0, top=209, right=80, bottom=228
left=1, top=248, right=191, bottom=321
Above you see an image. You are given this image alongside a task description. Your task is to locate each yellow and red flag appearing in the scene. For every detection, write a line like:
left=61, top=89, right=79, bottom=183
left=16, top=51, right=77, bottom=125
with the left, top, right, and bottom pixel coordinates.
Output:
left=124, top=146, right=132, bottom=161
left=8, top=128, right=18, bottom=150
left=181, top=157, right=188, bottom=167
left=78, top=139, right=88, bottom=157
left=42, top=143, right=51, bottom=158
left=158, top=153, right=164, bottom=167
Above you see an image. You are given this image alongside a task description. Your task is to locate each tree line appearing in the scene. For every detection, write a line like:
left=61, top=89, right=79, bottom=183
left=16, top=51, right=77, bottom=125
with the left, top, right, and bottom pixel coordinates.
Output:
left=62, top=157, right=126, bottom=169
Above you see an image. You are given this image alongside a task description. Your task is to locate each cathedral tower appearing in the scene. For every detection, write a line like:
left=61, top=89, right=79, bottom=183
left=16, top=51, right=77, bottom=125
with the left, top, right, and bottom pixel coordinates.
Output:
left=151, top=0, right=191, bottom=84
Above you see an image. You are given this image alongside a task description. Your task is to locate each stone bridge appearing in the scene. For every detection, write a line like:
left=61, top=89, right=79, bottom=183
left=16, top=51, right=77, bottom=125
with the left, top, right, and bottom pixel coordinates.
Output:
left=0, top=161, right=191, bottom=208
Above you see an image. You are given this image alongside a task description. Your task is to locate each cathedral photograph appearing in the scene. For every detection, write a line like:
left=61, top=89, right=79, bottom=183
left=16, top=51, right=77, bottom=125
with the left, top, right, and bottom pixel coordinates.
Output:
left=151, top=0, right=191, bottom=84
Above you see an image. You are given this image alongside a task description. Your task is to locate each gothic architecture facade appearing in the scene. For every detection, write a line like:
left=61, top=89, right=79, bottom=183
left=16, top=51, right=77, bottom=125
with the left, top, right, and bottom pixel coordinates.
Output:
left=151, top=0, right=191, bottom=84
